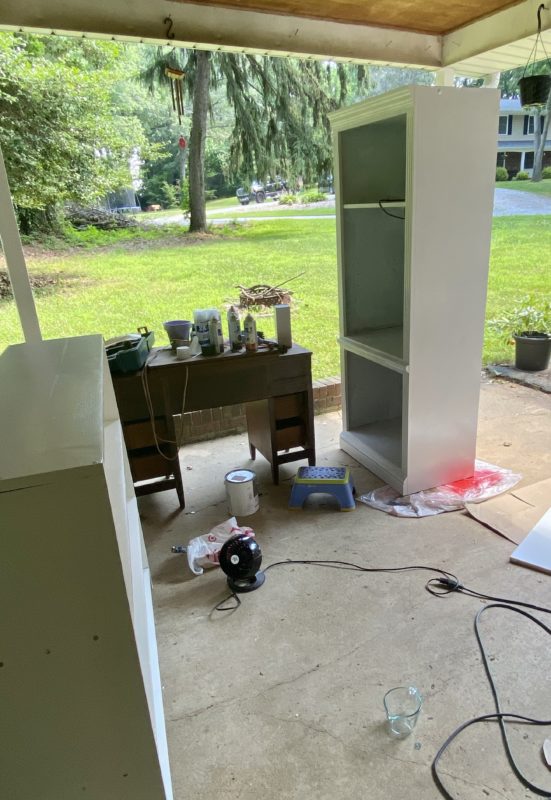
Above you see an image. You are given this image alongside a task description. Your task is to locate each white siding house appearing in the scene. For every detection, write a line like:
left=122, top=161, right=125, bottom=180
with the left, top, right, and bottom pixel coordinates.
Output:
left=497, top=99, right=551, bottom=178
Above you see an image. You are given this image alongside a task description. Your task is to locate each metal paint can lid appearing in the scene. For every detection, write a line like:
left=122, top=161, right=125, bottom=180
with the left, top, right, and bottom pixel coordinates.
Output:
left=225, top=469, right=256, bottom=484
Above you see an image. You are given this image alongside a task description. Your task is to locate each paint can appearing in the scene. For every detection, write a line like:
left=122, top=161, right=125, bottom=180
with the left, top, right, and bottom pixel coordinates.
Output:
left=225, top=469, right=259, bottom=517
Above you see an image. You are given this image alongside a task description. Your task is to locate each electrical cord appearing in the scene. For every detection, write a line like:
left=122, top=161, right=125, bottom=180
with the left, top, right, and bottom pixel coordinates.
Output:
left=213, top=558, right=461, bottom=615
left=140, top=350, right=190, bottom=461
left=213, top=592, right=241, bottom=613
left=427, top=574, right=551, bottom=615
left=212, top=556, right=551, bottom=794
left=378, top=198, right=406, bottom=220
left=214, top=559, right=551, bottom=616
left=432, top=603, right=551, bottom=799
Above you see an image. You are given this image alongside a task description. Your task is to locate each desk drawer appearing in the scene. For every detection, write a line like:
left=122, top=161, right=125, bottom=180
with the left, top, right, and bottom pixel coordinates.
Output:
left=123, top=419, right=168, bottom=450
left=130, top=451, right=176, bottom=482
left=273, top=393, right=304, bottom=420
left=275, top=423, right=305, bottom=451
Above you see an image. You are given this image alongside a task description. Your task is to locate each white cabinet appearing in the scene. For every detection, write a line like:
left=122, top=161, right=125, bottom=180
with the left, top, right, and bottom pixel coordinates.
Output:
left=0, top=335, right=172, bottom=800
left=330, top=86, right=499, bottom=494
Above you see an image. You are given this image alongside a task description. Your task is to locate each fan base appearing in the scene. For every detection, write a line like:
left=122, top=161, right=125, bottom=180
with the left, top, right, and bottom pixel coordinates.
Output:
left=227, top=571, right=265, bottom=593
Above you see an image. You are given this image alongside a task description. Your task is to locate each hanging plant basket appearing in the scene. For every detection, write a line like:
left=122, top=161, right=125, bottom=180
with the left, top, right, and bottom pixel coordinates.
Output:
left=518, top=4, right=551, bottom=108
left=519, top=74, right=551, bottom=108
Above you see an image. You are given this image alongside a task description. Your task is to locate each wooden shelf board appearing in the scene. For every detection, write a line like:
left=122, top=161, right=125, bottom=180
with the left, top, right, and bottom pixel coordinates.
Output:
left=339, top=329, right=407, bottom=372
left=343, top=202, right=405, bottom=209
left=342, top=417, right=403, bottom=475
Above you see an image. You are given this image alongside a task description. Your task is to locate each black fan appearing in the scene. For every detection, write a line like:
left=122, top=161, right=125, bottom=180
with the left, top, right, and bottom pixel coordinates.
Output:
left=219, top=534, right=265, bottom=593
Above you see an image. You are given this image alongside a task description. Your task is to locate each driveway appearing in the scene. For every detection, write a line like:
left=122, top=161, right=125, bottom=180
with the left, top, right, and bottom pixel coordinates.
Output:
left=493, top=187, right=551, bottom=215
left=141, top=188, right=551, bottom=226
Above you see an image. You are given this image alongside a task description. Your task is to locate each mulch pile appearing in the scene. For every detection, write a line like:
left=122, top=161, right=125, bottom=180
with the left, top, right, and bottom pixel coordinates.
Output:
left=0, top=270, right=59, bottom=301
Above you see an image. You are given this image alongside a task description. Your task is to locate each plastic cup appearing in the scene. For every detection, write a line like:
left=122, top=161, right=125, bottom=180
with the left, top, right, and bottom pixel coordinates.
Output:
left=383, top=686, right=422, bottom=739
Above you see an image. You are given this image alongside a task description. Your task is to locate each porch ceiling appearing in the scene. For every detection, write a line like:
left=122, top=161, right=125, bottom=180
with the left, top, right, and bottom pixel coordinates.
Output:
left=170, top=0, right=524, bottom=37
left=0, top=0, right=550, bottom=75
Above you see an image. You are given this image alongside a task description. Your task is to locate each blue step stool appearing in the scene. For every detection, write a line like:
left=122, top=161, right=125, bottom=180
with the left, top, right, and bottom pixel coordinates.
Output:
left=289, top=466, right=356, bottom=511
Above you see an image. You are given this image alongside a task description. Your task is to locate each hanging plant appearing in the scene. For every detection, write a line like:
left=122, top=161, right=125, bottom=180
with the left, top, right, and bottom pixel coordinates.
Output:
left=518, top=4, right=551, bottom=108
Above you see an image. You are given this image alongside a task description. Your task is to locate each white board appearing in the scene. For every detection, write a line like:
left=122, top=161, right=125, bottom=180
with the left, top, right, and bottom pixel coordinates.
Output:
left=510, top=506, right=551, bottom=575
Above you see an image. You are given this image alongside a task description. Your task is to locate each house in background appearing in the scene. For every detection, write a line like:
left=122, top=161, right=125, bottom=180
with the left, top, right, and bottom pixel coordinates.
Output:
left=497, top=98, right=551, bottom=178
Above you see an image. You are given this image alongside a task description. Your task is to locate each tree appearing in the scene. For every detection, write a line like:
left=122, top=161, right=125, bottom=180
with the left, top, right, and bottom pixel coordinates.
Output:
left=188, top=51, right=210, bottom=232
left=141, top=49, right=366, bottom=232
left=0, top=33, right=148, bottom=231
left=531, top=89, right=551, bottom=181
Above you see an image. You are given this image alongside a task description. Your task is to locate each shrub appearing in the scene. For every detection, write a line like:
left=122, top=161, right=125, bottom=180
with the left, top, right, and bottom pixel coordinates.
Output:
left=279, top=194, right=297, bottom=205
left=515, top=171, right=530, bottom=181
left=495, top=166, right=508, bottom=182
left=300, top=191, right=326, bottom=204
left=181, top=178, right=190, bottom=215
left=542, top=166, right=551, bottom=179
left=489, top=296, right=551, bottom=341
left=160, top=181, right=179, bottom=208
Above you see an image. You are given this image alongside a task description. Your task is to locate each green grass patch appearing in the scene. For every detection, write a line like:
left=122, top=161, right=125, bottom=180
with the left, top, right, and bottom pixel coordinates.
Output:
left=206, top=196, right=243, bottom=211
left=495, top=179, right=551, bottom=196
left=131, top=208, right=185, bottom=221
left=1, top=215, right=549, bottom=377
left=207, top=206, right=335, bottom=219
left=484, top=215, right=551, bottom=364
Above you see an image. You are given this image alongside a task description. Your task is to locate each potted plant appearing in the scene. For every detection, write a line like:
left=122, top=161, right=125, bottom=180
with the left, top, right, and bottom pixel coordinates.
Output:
left=490, top=297, right=551, bottom=372
left=518, top=5, right=551, bottom=108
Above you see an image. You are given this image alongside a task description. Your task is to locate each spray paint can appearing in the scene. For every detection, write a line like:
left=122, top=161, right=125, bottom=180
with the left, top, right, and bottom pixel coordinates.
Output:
left=243, top=312, right=257, bottom=352
left=208, top=316, right=221, bottom=354
left=217, top=317, right=224, bottom=353
left=227, top=306, right=242, bottom=352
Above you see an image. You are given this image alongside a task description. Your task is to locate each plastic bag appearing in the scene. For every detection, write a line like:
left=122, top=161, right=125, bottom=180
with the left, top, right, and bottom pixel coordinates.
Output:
left=358, top=460, right=522, bottom=518
left=186, top=517, right=255, bottom=575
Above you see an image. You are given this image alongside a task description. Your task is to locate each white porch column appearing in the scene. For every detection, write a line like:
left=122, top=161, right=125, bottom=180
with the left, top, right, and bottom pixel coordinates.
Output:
left=483, top=72, right=501, bottom=88
left=0, top=145, right=42, bottom=343
left=436, top=68, right=455, bottom=86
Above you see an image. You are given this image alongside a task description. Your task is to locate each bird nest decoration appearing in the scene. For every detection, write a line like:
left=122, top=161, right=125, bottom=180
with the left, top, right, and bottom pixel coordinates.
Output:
left=237, top=284, right=293, bottom=308
left=235, top=272, right=304, bottom=309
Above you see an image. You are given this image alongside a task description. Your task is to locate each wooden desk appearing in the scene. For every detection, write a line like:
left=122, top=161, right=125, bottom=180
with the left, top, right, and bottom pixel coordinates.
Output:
left=112, top=344, right=316, bottom=495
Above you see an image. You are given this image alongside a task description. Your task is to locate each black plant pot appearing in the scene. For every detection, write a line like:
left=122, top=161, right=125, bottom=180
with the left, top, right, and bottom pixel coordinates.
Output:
left=514, top=332, right=551, bottom=371
left=519, top=75, right=551, bottom=108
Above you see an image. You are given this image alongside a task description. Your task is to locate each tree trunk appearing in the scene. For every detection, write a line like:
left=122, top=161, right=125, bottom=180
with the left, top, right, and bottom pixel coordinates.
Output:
left=188, top=51, right=210, bottom=232
left=532, top=91, right=551, bottom=182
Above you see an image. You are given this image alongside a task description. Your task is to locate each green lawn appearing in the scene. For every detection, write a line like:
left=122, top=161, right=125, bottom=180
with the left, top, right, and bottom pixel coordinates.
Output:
left=495, top=178, right=551, bottom=196
left=1, top=215, right=549, bottom=378
left=131, top=197, right=335, bottom=222
left=207, top=205, right=335, bottom=219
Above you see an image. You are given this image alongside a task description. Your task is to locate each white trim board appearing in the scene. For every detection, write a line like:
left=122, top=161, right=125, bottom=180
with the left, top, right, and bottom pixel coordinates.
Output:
left=510, top=506, right=551, bottom=576
left=0, top=145, right=41, bottom=343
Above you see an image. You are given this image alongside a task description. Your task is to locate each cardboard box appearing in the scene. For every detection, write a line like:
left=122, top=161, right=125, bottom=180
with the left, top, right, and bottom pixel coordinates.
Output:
left=466, top=478, right=551, bottom=574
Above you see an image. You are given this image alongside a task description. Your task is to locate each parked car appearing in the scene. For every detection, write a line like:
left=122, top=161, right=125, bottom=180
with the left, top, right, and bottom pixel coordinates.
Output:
left=236, top=176, right=289, bottom=205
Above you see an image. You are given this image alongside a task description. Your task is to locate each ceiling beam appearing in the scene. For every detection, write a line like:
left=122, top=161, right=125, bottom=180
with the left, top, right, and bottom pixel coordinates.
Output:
left=0, top=0, right=441, bottom=68
left=443, top=0, right=551, bottom=70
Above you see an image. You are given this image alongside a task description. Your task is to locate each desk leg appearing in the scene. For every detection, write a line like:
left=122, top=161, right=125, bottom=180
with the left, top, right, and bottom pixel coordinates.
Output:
left=245, top=389, right=315, bottom=485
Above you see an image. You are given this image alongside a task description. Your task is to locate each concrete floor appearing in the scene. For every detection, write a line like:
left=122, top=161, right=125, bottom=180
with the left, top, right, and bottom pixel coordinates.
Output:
left=139, top=378, right=551, bottom=800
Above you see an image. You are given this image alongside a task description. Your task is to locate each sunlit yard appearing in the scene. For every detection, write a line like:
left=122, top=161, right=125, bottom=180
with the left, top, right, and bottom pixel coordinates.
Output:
left=494, top=179, right=551, bottom=197
left=1, top=215, right=549, bottom=379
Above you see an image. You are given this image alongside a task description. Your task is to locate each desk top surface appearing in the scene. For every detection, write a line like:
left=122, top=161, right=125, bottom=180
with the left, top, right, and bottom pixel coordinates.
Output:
left=143, top=342, right=311, bottom=370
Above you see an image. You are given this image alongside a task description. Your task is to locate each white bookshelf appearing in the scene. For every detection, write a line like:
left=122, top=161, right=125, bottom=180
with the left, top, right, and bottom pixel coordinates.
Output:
left=0, top=335, right=172, bottom=800
left=330, top=86, right=499, bottom=494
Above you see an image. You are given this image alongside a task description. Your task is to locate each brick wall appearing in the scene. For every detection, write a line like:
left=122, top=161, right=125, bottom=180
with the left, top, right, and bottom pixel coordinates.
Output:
left=176, top=376, right=341, bottom=444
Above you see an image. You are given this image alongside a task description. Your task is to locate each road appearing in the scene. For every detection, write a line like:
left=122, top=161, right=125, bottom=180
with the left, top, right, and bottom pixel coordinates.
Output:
left=142, top=188, right=551, bottom=226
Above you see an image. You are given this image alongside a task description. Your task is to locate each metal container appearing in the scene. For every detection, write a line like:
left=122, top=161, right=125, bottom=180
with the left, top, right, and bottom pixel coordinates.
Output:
left=225, top=469, right=259, bottom=516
